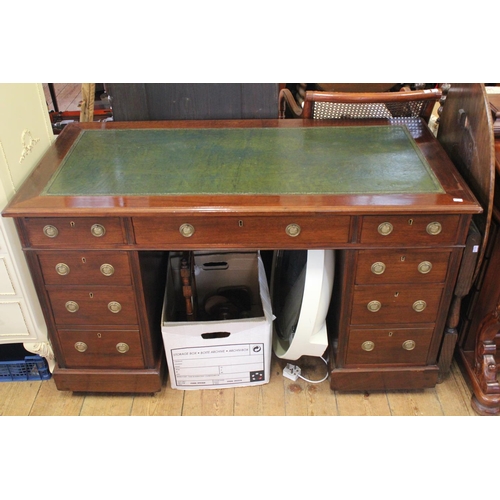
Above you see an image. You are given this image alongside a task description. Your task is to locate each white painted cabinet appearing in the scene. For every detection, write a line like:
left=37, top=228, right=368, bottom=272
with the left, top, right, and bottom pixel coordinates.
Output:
left=0, top=83, right=55, bottom=368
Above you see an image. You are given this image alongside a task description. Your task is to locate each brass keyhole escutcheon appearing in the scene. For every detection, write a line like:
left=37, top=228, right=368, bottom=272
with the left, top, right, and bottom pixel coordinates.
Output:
left=412, top=300, right=427, bottom=312
left=43, top=225, right=58, bottom=238
left=371, top=262, right=386, bottom=275
left=362, top=341, right=375, bottom=352
left=418, top=261, right=432, bottom=274
left=116, top=342, right=130, bottom=354
left=426, top=222, right=442, bottom=235
left=108, top=301, right=122, bottom=313
left=179, top=223, right=195, bottom=237
left=91, top=224, right=106, bottom=237
left=75, top=342, right=87, bottom=352
left=55, top=263, right=70, bottom=276
left=377, top=222, right=393, bottom=236
left=100, top=263, right=115, bottom=276
left=285, top=223, right=301, bottom=237
left=402, top=340, right=416, bottom=351
left=367, top=300, right=382, bottom=312
left=65, top=301, right=79, bottom=313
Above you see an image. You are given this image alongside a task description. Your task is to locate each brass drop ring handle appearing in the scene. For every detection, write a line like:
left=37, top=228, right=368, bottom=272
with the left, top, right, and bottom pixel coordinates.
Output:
left=65, top=300, right=79, bottom=313
left=100, top=263, right=115, bottom=276
left=377, top=222, right=393, bottom=236
left=108, top=301, right=122, bottom=313
left=90, top=224, right=106, bottom=237
left=285, top=223, right=301, bottom=237
left=402, top=340, right=416, bottom=351
left=371, top=262, right=386, bottom=275
left=179, top=223, right=195, bottom=237
left=418, top=261, right=432, bottom=274
left=43, top=225, right=59, bottom=238
left=367, top=300, right=382, bottom=312
left=116, top=342, right=130, bottom=354
left=362, top=341, right=375, bottom=352
left=74, top=341, right=87, bottom=352
left=412, top=300, right=427, bottom=312
left=426, top=222, right=442, bottom=235
left=56, top=263, right=70, bottom=275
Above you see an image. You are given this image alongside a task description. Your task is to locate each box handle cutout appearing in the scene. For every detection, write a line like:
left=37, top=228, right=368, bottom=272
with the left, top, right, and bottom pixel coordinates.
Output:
left=202, top=261, right=229, bottom=270
left=201, top=332, right=231, bottom=339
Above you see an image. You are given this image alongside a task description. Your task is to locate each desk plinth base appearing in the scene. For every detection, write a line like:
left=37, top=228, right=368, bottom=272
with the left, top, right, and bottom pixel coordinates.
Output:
left=329, top=365, right=439, bottom=392
left=52, top=358, right=165, bottom=393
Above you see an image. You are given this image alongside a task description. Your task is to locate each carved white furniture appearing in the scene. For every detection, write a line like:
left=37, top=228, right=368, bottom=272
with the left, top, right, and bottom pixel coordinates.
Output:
left=0, top=83, right=55, bottom=368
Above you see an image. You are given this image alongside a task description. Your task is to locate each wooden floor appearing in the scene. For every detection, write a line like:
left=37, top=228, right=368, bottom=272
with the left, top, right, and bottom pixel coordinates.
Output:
left=0, top=355, right=477, bottom=416
left=43, top=83, right=83, bottom=112
left=0, top=84, right=474, bottom=416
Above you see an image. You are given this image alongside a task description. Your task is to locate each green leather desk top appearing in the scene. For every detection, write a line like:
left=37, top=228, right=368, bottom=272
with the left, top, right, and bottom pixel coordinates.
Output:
left=43, top=126, right=444, bottom=196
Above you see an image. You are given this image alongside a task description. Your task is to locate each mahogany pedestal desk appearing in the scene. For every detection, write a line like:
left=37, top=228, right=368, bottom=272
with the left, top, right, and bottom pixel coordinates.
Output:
left=2, top=119, right=481, bottom=393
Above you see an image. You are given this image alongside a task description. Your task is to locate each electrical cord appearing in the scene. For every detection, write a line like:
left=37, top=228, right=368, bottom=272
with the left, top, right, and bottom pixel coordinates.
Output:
left=283, top=356, right=329, bottom=384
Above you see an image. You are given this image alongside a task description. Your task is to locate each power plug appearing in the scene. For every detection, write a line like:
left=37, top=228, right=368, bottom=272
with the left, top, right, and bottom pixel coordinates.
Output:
left=283, top=363, right=301, bottom=381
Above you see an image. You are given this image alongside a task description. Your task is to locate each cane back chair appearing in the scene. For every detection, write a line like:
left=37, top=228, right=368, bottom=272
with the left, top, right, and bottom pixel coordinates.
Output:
left=279, top=87, right=442, bottom=123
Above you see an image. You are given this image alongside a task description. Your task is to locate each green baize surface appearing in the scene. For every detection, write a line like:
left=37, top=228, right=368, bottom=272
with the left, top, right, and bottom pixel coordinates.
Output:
left=44, top=126, right=444, bottom=196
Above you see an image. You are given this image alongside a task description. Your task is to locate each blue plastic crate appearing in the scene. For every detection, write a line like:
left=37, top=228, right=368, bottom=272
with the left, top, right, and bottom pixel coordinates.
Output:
left=0, top=355, right=51, bottom=382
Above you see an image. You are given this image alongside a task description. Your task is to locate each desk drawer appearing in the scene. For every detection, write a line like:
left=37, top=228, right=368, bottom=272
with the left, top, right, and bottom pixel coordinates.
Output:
left=38, top=251, right=132, bottom=286
left=132, top=215, right=351, bottom=248
left=355, top=249, right=451, bottom=285
left=46, top=286, right=138, bottom=326
left=57, top=328, right=144, bottom=369
left=351, top=284, right=443, bottom=325
left=359, top=215, right=461, bottom=245
left=345, top=327, right=433, bottom=365
left=23, top=217, right=126, bottom=248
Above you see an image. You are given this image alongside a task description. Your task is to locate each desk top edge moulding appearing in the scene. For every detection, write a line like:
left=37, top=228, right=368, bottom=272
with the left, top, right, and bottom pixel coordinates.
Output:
left=1, top=117, right=483, bottom=394
left=3, top=119, right=481, bottom=218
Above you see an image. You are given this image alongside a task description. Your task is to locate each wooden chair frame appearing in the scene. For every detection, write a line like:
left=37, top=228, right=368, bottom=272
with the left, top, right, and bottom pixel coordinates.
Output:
left=279, top=88, right=442, bottom=123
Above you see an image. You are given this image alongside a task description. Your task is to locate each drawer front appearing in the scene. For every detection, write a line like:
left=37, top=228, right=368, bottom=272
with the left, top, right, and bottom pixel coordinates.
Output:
left=57, top=328, right=144, bottom=369
left=359, top=215, right=461, bottom=245
left=355, top=249, right=451, bottom=285
left=38, top=251, right=132, bottom=286
left=132, top=215, right=351, bottom=248
left=46, top=287, right=138, bottom=326
left=351, top=285, right=443, bottom=325
left=345, top=327, right=433, bottom=365
left=24, top=217, right=126, bottom=248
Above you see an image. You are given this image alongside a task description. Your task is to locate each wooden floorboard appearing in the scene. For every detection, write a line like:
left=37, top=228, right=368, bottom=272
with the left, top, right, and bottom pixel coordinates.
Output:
left=0, top=358, right=478, bottom=416
left=43, top=83, right=82, bottom=112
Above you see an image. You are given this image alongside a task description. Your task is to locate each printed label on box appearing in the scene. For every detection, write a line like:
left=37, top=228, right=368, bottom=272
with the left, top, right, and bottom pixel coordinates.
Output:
left=171, top=343, right=266, bottom=387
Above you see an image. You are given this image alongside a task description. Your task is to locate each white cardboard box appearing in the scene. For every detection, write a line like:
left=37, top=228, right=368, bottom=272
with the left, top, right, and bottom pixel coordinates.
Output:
left=161, top=251, right=274, bottom=390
